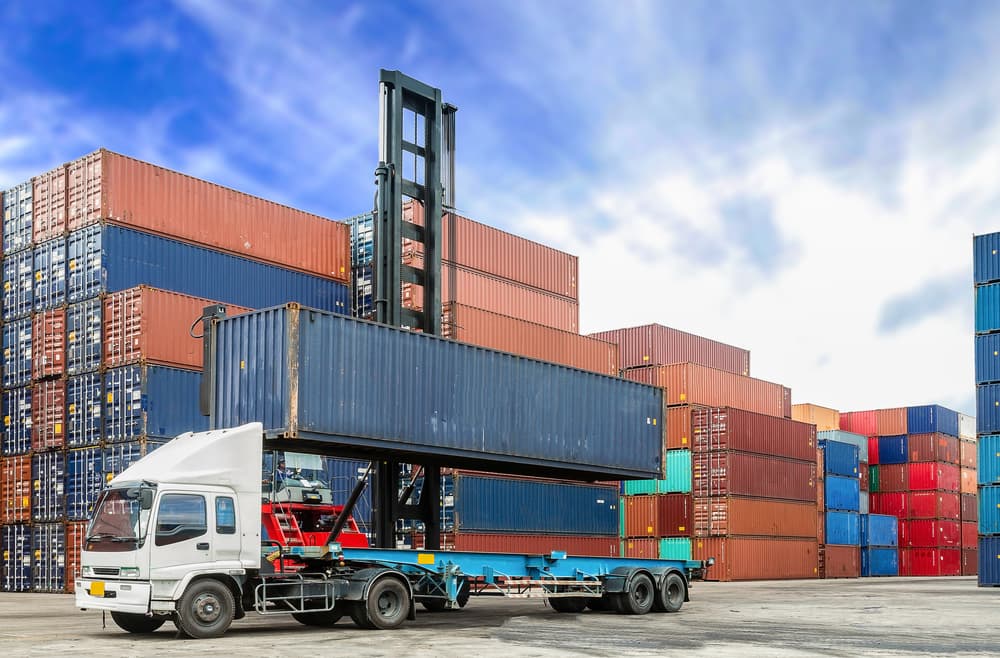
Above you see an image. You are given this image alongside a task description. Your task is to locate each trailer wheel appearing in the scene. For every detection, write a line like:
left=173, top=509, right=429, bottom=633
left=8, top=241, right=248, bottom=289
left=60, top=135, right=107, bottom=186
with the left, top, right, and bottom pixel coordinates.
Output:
left=618, top=573, right=655, bottom=615
left=175, top=579, right=235, bottom=639
left=653, top=573, right=685, bottom=613
left=110, top=611, right=165, bottom=634
left=548, top=596, right=589, bottom=613
left=351, top=577, right=410, bottom=630
left=292, top=607, right=344, bottom=627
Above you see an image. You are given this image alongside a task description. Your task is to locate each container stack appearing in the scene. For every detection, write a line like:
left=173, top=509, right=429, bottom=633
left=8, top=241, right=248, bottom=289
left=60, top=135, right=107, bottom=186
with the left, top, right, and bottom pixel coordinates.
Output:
left=975, top=231, right=1000, bottom=586
left=861, top=514, right=899, bottom=576
left=819, top=438, right=861, bottom=578
left=1, top=149, right=353, bottom=593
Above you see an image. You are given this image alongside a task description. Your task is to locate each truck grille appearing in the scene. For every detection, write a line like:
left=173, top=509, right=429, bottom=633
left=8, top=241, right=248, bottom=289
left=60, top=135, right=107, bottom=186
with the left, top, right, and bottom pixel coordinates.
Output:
left=93, top=567, right=120, bottom=576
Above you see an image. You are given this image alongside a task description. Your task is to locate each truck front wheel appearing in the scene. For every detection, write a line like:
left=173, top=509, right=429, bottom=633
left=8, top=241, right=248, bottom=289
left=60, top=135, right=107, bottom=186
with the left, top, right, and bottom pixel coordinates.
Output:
left=174, top=579, right=235, bottom=639
left=110, top=611, right=165, bottom=634
left=350, top=577, right=411, bottom=630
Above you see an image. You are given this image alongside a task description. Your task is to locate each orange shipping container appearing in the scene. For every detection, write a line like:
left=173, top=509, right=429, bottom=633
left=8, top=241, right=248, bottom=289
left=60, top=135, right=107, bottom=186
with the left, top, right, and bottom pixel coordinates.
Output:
left=0, top=455, right=32, bottom=523
left=32, top=309, right=66, bottom=380
left=824, top=545, right=860, bottom=579
left=624, top=363, right=788, bottom=417
left=32, top=164, right=67, bottom=242
left=694, top=537, right=818, bottom=581
left=875, top=407, right=907, bottom=435
left=65, top=149, right=350, bottom=282
left=587, top=323, right=750, bottom=375
left=792, top=403, right=840, bottom=431
left=622, top=538, right=659, bottom=558
left=104, top=286, right=251, bottom=370
left=442, top=303, right=616, bottom=375
left=961, top=468, right=977, bottom=495
left=960, top=440, right=977, bottom=469
left=623, top=495, right=659, bottom=538
left=65, top=521, right=87, bottom=593
left=666, top=406, right=698, bottom=450
left=693, top=497, right=818, bottom=538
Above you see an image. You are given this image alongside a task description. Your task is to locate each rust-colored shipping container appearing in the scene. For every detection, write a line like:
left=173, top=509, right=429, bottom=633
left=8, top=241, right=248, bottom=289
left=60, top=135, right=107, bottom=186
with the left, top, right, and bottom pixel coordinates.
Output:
left=441, top=303, right=617, bottom=376
left=408, top=532, right=457, bottom=550
left=622, top=538, right=659, bottom=559
left=588, top=323, right=750, bottom=375
left=65, top=149, right=350, bottom=282
left=960, top=439, right=977, bottom=469
left=32, top=164, right=67, bottom=242
left=907, top=433, right=959, bottom=464
left=452, top=532, right=619, bottom=557
left=403, top=264, right=580, bottom=333
left=32, top=308, right=66, bottom=380
left=817, top=449, right=825, bottom=542
left=65, top=521, right=87, bottom=593
left=691, top=407, right=816, bottom=461
left=960, top=468, right=977, bottom=495
left=104, top=287, right=251, bottom=370
left=693, top=496, right=818, bottom=538
left=906, top=491, right=960, bottom=520
left=792, top=403, right=840, bottom=431
left=962, top=521, right=978, bottom=549
left=625, top=363, right=787, bottom=417
left=692, top=452, right=816, bottom=502
left=900, top=548, right=961, bottom=576
left=963, top=548, right=978, bottom=576
left=782, top=387, right=791, bottom=419
left=899, top=519, right=961, bottom=547
left=666, top=406, right=695, bottom=450
left=961, top=493, right=978, bottom=522
left=657, top=493, right=693, bottom=537
left=859, top=462, right=869, bottom=492
left=875, top=407, right=907, bottom=436
left=840, top=411, right=876, bottom=436
left=0, top=455, right=32, bottom=523
left=877, top=464, right=909, bottom=492
left=824, top=545, right=860, bottom=579
left=694, top=537, right=818, bottom=581
left=623, top=495, right=659, bottom=538
left=31, top=380, right=66, bottom=452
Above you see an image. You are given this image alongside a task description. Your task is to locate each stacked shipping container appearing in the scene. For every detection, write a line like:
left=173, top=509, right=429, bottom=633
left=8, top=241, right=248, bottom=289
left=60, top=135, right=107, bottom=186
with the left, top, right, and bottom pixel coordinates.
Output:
left=975, top=232, right=1000, bottom=586
left=819, top=438, right=861, bottom=578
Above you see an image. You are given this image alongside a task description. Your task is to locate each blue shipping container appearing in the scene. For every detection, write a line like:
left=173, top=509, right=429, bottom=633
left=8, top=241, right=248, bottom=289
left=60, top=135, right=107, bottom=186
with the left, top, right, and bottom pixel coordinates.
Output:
left=33, top=238, right=66, bottom=311
left=31, top=523, right=65, bottom=592
left=67, top=373, right=103, bottom=448
left=826, top=511, right=861, bottom=545
left=66, top=447, right=104, bottom=520
left=862, top=547, right=899, bottom=577
left=980, top=435, right=1000, bottom=485
left=825, top=475, right=861, bottom=512
left=861, top=514, right=899, bottom=547
left=981, top=536, right=1000, bottom=587
left=104, top=365, right=208, bottom=443
left=877, top=435, right=908, bottom=465
left=2, top=318, right=32, bottom=388
left=324, top=457, right=372, bottom=530
left=32, top=451, right=65, bottom=522
left=976, top=334, right=1000, bottom=385
left=818, top=430, right=868, bottom=462
left=907, top=405, right=959, bottom=437
left=1, top=524, right=31, bottom=592
left=103, top=439, right=168, bottom=478
left=3, top=249, right=34, bottom=320
left=66, top=299, right=102, bottom=375
left=975, top=233, right=1000, bottom=286
left=821, top=439, right=860, bottom=476
left=2, top=180, right=32, bottom=255
left=980, top=485, right=1000, bottom=535
left=977, top=283, right=1000, bottom=334
left=454, top=474, right=618, bottom=536
left=2, top=386, right=32, bottom=456
left=67, top=225, right=349, bottom=312
left=212, top=305, right=664, bottom=480
left=978, top=384, right=1000, bottom=435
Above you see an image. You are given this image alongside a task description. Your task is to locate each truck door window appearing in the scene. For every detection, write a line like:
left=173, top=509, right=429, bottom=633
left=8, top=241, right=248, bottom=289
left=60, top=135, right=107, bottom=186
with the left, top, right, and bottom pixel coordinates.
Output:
left=216, top=497, right=237, bottom=534
left=155, top=494, right=207, bottom=546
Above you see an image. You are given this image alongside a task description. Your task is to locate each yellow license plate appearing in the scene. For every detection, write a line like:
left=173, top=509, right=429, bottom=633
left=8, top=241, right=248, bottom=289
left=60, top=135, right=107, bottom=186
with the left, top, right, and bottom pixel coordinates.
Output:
left=90, top=581, right=105, bottom=597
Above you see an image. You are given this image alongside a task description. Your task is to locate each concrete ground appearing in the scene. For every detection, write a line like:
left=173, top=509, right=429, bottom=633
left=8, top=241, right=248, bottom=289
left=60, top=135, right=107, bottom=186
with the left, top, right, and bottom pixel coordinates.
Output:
left=2, top=577, right=997, bottom=656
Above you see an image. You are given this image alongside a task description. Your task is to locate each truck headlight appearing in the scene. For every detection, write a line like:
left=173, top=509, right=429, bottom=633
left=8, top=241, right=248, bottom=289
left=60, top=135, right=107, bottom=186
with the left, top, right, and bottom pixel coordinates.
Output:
left=119, top=567, right=140, bottom=579
left=81, top=565, right=93, bottom=576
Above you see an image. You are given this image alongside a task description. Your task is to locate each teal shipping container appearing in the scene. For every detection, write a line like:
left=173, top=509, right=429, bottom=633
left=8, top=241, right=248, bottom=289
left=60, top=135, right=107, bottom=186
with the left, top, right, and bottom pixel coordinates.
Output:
left=623, top=450, right=692, bottom=494
left=980, top=485, right=1000, bottom=535
left=658, top=537, right=692, bottom=561
left=980, top=435, right=1000, bottom=485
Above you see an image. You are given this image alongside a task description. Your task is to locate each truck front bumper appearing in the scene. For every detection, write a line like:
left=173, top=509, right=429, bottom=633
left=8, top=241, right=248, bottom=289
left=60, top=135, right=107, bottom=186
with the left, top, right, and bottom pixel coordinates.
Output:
left=75, top=578, right=152, bottom=614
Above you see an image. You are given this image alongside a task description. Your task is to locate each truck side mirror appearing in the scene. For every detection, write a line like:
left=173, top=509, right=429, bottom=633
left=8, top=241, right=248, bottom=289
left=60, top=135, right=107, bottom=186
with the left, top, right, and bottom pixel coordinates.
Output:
left=140, top=489, right=154, bottom=510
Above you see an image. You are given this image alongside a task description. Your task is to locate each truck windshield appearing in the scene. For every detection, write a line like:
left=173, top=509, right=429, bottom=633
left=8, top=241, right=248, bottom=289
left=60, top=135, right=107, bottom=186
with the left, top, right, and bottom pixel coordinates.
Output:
left=86, top=485, right=155, bottom=552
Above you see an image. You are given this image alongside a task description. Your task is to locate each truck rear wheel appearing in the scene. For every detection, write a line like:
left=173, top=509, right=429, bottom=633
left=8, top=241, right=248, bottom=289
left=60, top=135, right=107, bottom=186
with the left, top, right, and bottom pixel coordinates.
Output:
left=350, top=577, right=410, bottom=630
left=548, top=596, right=588, bottom=613
left=617, top=573, right=655, bottom=615
left=110, top=611, right=165, bottom=634
left=653, top=573, right=685, bottom=613
left=175, top=579, right=235, bottom=639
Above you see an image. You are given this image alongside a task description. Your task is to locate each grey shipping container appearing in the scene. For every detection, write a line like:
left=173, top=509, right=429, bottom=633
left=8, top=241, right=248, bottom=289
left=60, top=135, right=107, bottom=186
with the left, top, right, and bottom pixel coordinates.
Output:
left=211, top=305, right=664, bottom=480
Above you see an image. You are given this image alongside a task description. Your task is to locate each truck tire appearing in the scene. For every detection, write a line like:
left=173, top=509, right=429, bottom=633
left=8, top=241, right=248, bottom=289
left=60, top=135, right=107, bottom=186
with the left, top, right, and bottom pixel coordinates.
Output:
left=174, top=579, right=235, bottom=639
left=653, top=573, right=685, bottom=613
left=548, top=596, right=588, bottom=613
left=617, top=573, right=654, bottom=615
left=110, top=611, right=165, bottom=634
left=292, top=608, right=344, bottom=627
left=351, top=577, right=410, bottom=630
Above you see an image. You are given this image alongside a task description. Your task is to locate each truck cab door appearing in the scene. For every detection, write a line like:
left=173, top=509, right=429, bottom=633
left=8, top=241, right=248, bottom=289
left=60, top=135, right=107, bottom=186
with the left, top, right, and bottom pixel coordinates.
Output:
left=149, top=493, right=213, bottom=579
left=211, top=495, right=242, bottom=566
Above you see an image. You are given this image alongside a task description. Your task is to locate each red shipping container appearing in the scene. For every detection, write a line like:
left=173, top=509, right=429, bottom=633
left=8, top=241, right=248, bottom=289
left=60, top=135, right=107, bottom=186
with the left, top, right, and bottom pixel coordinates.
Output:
left=692, top=452, right=816, bottom=502
left=960, top=468, right=977, bottom=495
left=824, top=545, right=861, bottom=579
left=840, top=411, right=876, bottom=436
left=623, top=495, right=658, bottom=538
left=32, top=164, right=67, bottom=242
left=876, top=464, right=909, bottom=492
left=694, top=537, right=818, bottom=581
left=899, top=520, right=961, bottom=548
left=690, top=407, right=816, bottom=461
left=908, top=462, right=960, bottom=492
left=867, top=436, right=880, bottom=466
left=104, top=287, right=251, bottom=370
left=66, top=150, right=351, bottom=282
left=588, top=323, right=749, bottom=375
left=859, top=461, right=869, bottom=492
left=962, top=522, right=978, bottom=549
left=907, top=433, right=959, bottom=464
left=871, top=492, right=906, bottom=517
left=0, top=455, right=32, bottom=523
left=452, top=533, right=618, bottom=557
left=656, top=494, right=693, bottom=537
left=32, top=309, right=66, bottom=380
left=625, top=363, right=787, bottom=418
left=31, top=380, right=66, bottom=452
left=906, top=492, right=960, bottom=520
left=65, top=521, right=87, bottom=593
left=875, top=407, right=907, bottom=436
left=693, top=497, right=817, bottom=538
left=622, top=538, right=658, bottom=558
left=960, top=440, right=977, bottom=469
left=900, top=548, right=961, bottom=576
left=962, top=548, right=978, bottom=576
left=442, top=302, right=617, bottom=376
left=961, top=494, right=978, bottom=522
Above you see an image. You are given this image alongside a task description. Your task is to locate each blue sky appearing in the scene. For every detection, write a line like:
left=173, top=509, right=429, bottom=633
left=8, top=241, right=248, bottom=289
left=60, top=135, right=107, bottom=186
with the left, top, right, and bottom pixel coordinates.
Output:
left=2, top=1, right=997, bottom=414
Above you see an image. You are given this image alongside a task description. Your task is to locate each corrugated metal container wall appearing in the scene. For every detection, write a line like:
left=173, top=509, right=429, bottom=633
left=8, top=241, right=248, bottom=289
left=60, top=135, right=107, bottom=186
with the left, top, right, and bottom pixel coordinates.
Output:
left=900, top=548, right=961, bottom=576
left=825, top=476, right=861, bottom=512
left=3, top=180, right=33, bottom=254
left=961, top=468, right=977, bottom=494
left=868, top=437, right=880, bottom=466
left=623, top=495, right=658, bottom=538
left=32, top=164, right=66, bottom=243
left=31, top=380, right=66, bottom=452
left=692, top=452, right=816, bottom=502
left=657, top=494, right=693, bottom=537
left=1, top=524, right=31, bottom=591
left=979, top=384, right=1000, bottom=434
left=877, top=464, right=909, bottom=492
left=453, top=476, right=620, bottom=536
left=103, top=439, right=168, bottom=479
left=31, top=451, right=64, bottom=521
left=980, top=485, right=1000, bottom=534
left=589, top=324, right=750, bottom=375
left=900, top=520, right=961, bottom=548
left=66, top=150, right=350, bottom=282
left=907, top=405, right=959, bottom=437
left=213, top=306, right=663, bottom=479
left=65, top=521, right=87, bottom=593
left=104, top=287, right=251, bottom=370
left=872, top=492, right=906, bottom=517
left=658, top=538, right=693, bottom=560
left=822, top=440, right=860, bottom=477
left=452, top=533, right=619, bottom=557
left=818, top=430, right=868, bottom=462
left=1, top=455, right=32, bottom=523
left=622, top=538, right=658, bottom=558
left=3, top=318, right=32, bottom=388
left=33, top=238, right=66, bottom=310
left=66, top=299, right=102, bottom=375
left=908, top=462, right=960, bottom=492
left=862, top=547, right=899, bottom=577
left=974, top=232, right=1000, bottom=284
left=877, top=435, right=907, bottom=465
left=792, top=403, right=840, bottom=431
left=976, top=333, right=1000, bottom=384
left=962, top=493, right=978, bottom=522
left=693, top=497, right=817, bottom=538
left=907, top=491, right=960, bottom=520
left=442, top=303, right=617, bottom=376
left=3, top=249, right=34, bottom=320
left=861, top=514, right=899, bottom=547
left=840, top=411, right=876, bottom=436
left=980, top=536, right=1000, bottom=586
left=691, top=407, right=816, bottom=461
left=869, top=465, right=879, bottom=492
left=66, top=373, right=102, bottom=448
left=2, top=387, right=32, bottom=456
left=104, top=366, right=208, bottom=443
left=666, top=406, right=695, bottom=450
left=826, top=511, right=861, bottom=545
left=980, top=435, right=1000, bottom=483
left=824, top=545, right=861, bottom=579
left=623, top=451, right=691, bottom=494
left=907, top=433, right=959, bottom=464
left=32, top=309, right=66, bottom=380
left=963, top=547, right=978, bottom=576
left=31, top=523, right=65, bottom=592
left=859, top=491, right=870, bottom=515
left=66, top=447, right=103, bottom=520
left=963, top=521, right=978, bottom=548
left=694, top=538, right=818, bottom=581
left=959, top=413, right=976, bottom=439
left=977, top=283, right=1000, bottom=334
left=875, top=408, right=908, bottom=435
left=67, top=225, right=349, bottom=313
left=860, top=463, right=869, bottom=492
left=959, top=439, right=977, bottom=469
left=624, top=363, right=786, bottom=417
